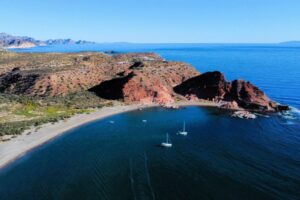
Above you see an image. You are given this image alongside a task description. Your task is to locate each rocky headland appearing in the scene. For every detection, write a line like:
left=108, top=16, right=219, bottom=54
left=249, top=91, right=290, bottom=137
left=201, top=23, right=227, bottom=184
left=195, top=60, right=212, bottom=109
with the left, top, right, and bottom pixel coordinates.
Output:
left=174, top=71, right=289, bottom=112
left=0, top=51, right=288, bottom=113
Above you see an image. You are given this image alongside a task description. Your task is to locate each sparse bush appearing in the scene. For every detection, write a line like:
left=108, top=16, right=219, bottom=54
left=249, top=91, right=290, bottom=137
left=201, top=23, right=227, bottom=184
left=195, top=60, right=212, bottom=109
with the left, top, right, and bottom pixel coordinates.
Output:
left=0, top=91, right=107, bottom=136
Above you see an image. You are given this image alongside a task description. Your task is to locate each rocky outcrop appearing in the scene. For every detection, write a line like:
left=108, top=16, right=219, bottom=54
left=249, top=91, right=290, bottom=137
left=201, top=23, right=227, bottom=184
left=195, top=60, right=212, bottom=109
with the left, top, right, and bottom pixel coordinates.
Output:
left=121, top=71, right=175, bottom=104
left=174, top=71, right=228, bottom=100
left=232, top=111, right=256, bottom=119
left=219, top=101, right=240, bottom=110
left=90, top=71, right=175, bottom=104
left=174, top=71, right=289, bottom=112
left=0, top=68, right=40, bottom=94
left=226, top=79, right=272, bottom=111
left=89, top=73, right=134, bottom=100
left=129, top=61, right=144, bottom=69
left=88, top=60, right=199, bottom=104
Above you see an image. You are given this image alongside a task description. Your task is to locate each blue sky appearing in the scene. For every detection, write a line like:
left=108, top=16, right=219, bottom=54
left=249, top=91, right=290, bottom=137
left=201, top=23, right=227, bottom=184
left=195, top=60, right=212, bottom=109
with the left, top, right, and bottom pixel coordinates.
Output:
left=1, top=0, right=300, bottom=43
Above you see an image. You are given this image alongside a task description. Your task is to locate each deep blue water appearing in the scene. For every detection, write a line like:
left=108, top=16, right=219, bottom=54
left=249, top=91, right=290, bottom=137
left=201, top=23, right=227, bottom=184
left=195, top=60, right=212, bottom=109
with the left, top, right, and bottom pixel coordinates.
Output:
left=0, top=44, right=299, bottom=199
left=0, top=107, right=299, bottom=200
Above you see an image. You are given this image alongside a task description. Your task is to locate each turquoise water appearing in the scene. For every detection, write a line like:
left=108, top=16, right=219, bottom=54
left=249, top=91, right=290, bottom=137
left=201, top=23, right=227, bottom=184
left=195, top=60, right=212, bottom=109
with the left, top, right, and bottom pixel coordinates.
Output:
left=1, top=44, right=299, bottom=199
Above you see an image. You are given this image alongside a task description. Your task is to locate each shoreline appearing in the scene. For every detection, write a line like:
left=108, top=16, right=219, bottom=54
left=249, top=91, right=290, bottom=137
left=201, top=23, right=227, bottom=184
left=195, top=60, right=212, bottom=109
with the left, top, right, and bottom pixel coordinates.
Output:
left=0, top=101, right=218, bottom=170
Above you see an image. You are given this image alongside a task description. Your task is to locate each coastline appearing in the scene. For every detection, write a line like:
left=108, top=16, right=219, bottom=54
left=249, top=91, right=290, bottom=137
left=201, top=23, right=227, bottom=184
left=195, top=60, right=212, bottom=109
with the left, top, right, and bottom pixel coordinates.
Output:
left=0, top=101, right=219, bottom=170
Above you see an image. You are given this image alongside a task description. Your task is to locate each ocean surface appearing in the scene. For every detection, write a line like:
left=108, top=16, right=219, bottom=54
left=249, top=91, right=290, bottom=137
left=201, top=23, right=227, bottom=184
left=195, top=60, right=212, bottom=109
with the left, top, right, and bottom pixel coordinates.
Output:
left=0, top=44, right=299, bottom=199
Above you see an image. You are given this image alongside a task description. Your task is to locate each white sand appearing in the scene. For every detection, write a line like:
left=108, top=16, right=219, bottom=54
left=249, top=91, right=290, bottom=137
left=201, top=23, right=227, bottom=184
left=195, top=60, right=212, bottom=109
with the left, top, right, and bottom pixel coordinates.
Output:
left=0, top=101, right=219, bottom=169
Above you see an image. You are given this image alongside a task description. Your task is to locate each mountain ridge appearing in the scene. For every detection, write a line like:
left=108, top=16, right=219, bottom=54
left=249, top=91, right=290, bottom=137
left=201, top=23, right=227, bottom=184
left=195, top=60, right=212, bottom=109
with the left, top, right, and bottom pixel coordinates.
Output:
left=0, top=33, right=95, bottom=49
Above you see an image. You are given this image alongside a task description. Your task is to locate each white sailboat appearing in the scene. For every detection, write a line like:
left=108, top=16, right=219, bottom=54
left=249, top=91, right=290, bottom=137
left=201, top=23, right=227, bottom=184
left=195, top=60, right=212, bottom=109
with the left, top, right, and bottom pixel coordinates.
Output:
left=161, top=133, right=172, bottom=147
left=178, top=121, right=188, bottom=136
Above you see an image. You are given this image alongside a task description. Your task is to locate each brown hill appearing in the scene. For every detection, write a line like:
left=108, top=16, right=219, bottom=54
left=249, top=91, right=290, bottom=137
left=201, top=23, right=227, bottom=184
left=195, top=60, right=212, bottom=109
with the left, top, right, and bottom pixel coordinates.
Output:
left=0, top=51, right=198, bottom=104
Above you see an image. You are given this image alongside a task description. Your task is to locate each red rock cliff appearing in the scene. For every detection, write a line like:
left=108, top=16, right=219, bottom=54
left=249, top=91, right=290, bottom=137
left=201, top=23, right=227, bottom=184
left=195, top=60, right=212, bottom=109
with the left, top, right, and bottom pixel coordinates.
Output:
left=174, top=71, right=288, bottom=112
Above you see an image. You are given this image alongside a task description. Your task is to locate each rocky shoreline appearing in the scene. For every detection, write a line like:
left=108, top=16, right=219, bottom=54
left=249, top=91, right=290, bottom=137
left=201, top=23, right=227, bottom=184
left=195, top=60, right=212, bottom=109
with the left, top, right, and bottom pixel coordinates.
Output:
left=174, top=71, right=289, bottom=113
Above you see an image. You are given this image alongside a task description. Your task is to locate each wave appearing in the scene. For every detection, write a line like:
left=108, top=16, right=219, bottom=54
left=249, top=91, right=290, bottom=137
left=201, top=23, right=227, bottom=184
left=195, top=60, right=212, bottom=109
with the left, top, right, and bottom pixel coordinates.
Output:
left=277, top=106, right=300, bottom=125
left=283, top=121, right=296, bottom=125
left=290, top=106, right=300, bottom=115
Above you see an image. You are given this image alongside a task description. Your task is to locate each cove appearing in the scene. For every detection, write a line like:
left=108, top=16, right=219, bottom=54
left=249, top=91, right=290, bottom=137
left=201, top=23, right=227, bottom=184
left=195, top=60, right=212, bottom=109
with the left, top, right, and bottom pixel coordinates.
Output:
left=0, top=106, right=299, bottom=200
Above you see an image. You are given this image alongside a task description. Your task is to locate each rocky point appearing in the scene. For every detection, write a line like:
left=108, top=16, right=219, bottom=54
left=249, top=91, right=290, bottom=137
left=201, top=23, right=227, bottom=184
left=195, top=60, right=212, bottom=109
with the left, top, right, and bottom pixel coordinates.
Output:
left=174, top=71, right=289, bottom=112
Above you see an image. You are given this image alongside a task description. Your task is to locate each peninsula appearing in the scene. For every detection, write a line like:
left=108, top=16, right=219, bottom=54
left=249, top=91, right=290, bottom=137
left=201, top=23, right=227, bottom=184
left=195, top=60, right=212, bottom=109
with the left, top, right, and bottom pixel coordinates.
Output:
left=0, top=49, right=289, bottom=168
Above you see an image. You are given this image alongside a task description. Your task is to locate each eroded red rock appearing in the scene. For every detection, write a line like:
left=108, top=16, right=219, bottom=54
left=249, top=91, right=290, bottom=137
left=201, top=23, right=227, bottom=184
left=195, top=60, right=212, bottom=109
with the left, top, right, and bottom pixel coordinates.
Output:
left=174, top=71, right=289, bottom=112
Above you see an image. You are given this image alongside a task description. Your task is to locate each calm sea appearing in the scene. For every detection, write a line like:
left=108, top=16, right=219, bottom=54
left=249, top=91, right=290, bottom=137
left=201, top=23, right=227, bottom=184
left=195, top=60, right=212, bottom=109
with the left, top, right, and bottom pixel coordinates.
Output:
left=0, top=44, right=299, bottom=200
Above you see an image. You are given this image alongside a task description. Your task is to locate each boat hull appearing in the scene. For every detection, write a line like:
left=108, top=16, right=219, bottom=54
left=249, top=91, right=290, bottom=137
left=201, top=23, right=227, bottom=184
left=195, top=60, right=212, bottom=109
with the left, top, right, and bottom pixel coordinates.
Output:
left=178, top=131, right=188, bottom=136
left=161, top=143, right=172, bottom=147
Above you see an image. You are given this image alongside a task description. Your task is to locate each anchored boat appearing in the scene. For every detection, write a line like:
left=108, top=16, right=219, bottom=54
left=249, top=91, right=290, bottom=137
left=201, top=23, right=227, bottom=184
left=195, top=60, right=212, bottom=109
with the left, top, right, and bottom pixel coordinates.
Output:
left=178, top=121, right=188, bottom=136
left=161, top=133, right=172, bottom=147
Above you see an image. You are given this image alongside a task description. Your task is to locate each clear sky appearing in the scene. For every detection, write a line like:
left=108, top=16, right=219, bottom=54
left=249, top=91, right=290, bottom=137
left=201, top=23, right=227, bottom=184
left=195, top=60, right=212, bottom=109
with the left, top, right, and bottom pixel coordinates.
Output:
left=1, top=0, right=300, bottom=43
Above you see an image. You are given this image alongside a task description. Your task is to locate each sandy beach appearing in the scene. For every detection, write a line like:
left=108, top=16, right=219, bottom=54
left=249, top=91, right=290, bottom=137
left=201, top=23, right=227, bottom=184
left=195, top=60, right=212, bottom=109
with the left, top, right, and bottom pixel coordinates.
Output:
left=0, top=101, right=218, bottom=170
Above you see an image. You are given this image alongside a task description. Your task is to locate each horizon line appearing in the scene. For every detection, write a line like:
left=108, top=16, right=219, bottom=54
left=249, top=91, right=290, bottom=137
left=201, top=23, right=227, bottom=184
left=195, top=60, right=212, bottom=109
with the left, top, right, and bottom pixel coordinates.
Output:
left=1, top=32, right=299, bottom=45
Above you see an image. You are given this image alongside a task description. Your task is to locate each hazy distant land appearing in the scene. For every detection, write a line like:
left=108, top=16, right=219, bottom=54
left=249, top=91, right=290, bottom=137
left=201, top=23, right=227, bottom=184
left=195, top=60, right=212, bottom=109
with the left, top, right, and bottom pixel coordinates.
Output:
left=0, top=33, right=95, bottom=49
left=279, top=41, right=300, bottom=46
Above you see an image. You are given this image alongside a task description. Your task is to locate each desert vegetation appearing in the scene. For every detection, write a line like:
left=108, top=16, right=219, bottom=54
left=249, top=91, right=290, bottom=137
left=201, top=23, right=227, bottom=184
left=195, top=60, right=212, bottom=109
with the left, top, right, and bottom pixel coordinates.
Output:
left=0, top=91, right=113, bottom=139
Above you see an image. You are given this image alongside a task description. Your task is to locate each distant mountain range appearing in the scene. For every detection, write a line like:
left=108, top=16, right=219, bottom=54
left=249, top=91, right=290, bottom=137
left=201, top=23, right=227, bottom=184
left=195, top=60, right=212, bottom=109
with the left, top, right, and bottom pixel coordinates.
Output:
left=1, top=32, right=299, bottom=49
left=279, top=41, right=300, bottom=46
left=0, top=33, right=96, bottom=49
